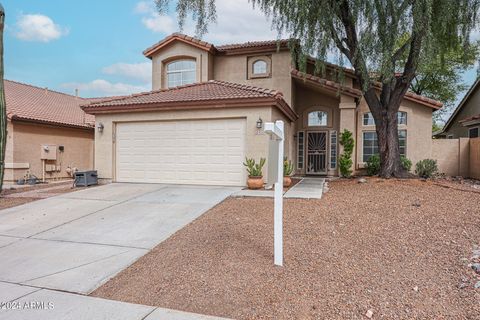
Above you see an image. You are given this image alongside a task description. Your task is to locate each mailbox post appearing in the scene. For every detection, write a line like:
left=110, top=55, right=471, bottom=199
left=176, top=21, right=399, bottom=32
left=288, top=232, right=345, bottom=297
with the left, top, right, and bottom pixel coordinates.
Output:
left=264, top=120, right=284, bottom=266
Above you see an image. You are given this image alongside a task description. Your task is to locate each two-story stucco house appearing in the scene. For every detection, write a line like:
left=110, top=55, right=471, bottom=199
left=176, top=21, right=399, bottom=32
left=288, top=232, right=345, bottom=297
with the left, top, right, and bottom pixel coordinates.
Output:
left=83, top=33, right=442, bottom=186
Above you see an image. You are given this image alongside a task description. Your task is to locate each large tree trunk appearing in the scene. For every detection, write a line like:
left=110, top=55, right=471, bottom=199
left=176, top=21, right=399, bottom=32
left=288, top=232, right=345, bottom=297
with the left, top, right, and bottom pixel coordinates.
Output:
left=0, top=5, right=6, bottom=192
left=376, top=109, right=403, bottom=178
left=363, top=88, right=406, bottom=178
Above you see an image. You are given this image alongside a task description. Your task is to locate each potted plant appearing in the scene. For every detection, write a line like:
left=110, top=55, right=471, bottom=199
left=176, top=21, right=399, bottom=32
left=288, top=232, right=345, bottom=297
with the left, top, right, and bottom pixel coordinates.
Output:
left=243, top=157, right=266, bottom=189
left=283, top=157, right=294, bottom=187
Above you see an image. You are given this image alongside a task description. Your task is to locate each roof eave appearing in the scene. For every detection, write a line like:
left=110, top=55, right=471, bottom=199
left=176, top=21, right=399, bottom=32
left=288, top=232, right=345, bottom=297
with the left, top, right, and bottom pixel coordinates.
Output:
left=83, top=97, right=298, bottom=122
left=10, top=115, right=95, bottom=130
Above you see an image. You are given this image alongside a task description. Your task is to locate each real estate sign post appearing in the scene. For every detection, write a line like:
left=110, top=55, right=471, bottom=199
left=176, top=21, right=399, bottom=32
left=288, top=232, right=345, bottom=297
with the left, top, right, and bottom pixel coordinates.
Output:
left=264, top=120, right=284, bottom=267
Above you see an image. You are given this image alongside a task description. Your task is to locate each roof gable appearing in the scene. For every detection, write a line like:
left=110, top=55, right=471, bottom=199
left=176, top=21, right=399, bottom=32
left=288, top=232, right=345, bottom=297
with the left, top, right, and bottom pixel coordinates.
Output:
left=143, top=33, right=216, bottom=59
left=442, top=77, right=480, bottom=132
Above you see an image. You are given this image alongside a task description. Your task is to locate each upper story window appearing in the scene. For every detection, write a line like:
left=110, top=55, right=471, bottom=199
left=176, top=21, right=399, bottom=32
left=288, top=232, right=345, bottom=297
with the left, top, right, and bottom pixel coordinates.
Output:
left=308, top=111, right=328, bottom=126
left=363, top=111, right=408, bottom=126
left=470, top=127, right=479, bottom=138
left=252, top=60, right=268, bottom=75
left=166, top=59, right=196, bottom=88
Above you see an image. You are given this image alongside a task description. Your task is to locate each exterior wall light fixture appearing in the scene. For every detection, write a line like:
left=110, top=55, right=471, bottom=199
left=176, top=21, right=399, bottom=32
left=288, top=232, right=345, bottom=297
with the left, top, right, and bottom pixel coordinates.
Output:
left=97, top=122, right=104, bottom=133
left=256, top=118, right=263, bottom=129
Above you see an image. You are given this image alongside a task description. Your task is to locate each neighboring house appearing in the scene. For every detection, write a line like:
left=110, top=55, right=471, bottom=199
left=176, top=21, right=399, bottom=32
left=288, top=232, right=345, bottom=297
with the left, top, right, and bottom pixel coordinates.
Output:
left=4, top=80, right=95, bottom=184
left=83, top=33, right=442, bottom=186
left=436, top=78, right=480, bottom=139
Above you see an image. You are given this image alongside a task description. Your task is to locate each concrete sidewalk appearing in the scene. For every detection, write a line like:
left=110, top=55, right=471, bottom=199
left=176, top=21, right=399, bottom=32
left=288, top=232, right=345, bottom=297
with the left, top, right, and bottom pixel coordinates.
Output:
left=0, top=282, right=229, bottom=320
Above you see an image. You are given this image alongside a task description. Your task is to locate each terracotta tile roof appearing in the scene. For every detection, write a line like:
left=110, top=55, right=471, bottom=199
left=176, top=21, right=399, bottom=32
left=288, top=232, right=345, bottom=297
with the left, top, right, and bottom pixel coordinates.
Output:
left=216, top=39, right=291, bottom=53
left=291, top=69, right=443, bottom=109
left=291, top=69, right=362, bottom=97
left=459, top=113, right=480, bottom=123
left=5, top=80, right=95, bottom=129
left=82, top=80, right=298, bottom=121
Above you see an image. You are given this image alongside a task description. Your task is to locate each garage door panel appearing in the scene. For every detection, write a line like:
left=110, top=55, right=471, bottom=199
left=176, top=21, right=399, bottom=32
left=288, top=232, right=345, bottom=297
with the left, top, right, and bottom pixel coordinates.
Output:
left=116, top=119, right=246, bottom=186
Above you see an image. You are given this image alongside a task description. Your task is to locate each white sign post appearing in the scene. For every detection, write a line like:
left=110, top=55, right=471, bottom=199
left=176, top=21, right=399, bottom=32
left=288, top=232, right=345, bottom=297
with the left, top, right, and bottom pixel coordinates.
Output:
left=264, top=120, right=284, bottom=267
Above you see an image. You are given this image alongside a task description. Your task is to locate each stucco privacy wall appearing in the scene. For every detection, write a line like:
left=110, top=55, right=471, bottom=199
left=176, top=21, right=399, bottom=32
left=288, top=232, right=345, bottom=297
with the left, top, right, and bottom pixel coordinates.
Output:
left=8, top=123, right=94, bottom=182
left=432, top=138, right=470, bottom=177
left=356, top=99, right=433, bottom=172
left=470, top=138, right=480, bottom=179
left=94, top=106, right=293, bottom=183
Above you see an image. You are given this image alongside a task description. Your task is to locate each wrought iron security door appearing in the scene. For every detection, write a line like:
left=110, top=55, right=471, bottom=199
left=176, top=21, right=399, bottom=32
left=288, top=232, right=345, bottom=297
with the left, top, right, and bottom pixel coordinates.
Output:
left=306, top=131, right=327, bottom=174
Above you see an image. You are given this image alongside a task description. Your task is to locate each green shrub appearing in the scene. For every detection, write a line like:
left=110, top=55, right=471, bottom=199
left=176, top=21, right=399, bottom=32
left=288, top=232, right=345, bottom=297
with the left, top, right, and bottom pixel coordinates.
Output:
left=400, top=155, right=412, bottom=172
left=366, top=155, right=412, bottom=176
left=339, top=129, right=354, bottom=178
left=243, top=157, right=266, bottom=177
left=366, top=154, right=381, bottom=176
left=283, top=157, right=294, bottom=176
left=415, top=159, right=438, bottom=178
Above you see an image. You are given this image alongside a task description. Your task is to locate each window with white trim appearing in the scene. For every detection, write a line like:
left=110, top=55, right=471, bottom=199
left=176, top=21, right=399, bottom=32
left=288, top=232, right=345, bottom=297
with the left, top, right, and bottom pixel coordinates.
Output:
left=470, top=127, right=479, bottom=138
left=330, top=130, right=337, bottom=169
left=308, top=111, right=328, bottom=126
left=362, top=130, right=406, bottom=162
left=363, top=111, right=407, bottom=126
left=166, top=59, right=196, bottom=88
left=252, top=60, right=267, bottom=74
left=297, top=131, right=305, bottom=169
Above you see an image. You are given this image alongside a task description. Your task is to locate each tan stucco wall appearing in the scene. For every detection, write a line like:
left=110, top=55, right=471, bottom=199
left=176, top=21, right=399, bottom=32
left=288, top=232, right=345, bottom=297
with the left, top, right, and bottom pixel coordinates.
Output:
left=469, top=138, right=480, bottom=179
left=213, top=51, right=293, bottom=106
left=355, top=99, right=433, bottom=171
left=151, top=42, right=213, bottom=90
left=6, top=122, right=94, bottom=182
left=432, top=138, right=470, bottom=176
left=94, top=107, right=294, bottom=184
left=444, top=86, right=480, bottom=138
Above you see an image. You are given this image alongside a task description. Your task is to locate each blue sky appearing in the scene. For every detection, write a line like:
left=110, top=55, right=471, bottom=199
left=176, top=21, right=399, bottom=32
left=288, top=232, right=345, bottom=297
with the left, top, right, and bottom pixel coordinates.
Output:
left=3, top=0, right=479, bottom=118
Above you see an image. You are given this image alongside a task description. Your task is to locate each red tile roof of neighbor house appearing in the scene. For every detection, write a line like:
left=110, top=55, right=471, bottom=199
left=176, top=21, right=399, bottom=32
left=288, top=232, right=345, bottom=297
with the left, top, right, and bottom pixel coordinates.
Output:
left=459, top=113, right=480, bottom=123
left=81, top=80, right=298, bottom=121
left=5, top=80, right=96, bottom=129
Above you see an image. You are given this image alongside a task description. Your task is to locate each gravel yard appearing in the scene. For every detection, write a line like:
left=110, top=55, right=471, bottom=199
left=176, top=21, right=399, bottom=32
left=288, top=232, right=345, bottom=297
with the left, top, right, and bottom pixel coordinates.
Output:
left=92, top=178, right=480, bottom=319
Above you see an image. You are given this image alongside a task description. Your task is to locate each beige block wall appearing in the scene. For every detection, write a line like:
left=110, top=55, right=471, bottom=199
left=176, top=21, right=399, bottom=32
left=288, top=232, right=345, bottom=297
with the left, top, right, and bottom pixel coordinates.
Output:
left=8, top=122, right=94, bottom=182
left=94, top=106, right=294, bottom=184
left=469, top=138, right=480, bottom=179
left=213, top=51, right=293, bottom=106
left=432, top=138, right=470, bottom=176
left=356, top=99, right=434, bottom=171
left=151, top=42, right=213, bottom=90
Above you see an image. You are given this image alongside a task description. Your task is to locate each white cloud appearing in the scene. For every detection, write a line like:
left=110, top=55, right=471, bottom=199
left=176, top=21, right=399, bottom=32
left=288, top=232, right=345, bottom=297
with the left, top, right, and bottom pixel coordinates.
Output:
left=102, top=62, right=151, bottom=83
left=13, top=14, right=68, bottom=42
left=61, top=80, right=149, bottom=97
left=134, top=1, right=153, bottom=14
left=134, top=0, right=279, bottom=44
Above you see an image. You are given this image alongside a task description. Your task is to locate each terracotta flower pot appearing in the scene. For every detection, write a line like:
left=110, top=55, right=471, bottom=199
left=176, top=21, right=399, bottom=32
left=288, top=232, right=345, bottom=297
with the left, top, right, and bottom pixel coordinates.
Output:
left=247, top=176, right=264, bottom=189
left=283, top=176, right=292, bottom=188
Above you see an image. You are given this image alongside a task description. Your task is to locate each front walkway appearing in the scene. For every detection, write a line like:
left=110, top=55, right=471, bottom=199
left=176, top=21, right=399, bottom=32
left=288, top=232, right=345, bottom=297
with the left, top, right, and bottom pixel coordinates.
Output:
left=233, top=177, right=325, bottom=199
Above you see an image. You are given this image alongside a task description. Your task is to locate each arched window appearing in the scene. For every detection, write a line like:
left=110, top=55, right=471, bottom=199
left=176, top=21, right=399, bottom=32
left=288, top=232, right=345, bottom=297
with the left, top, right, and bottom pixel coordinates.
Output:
left=166, top=59, right=196, bottom=88
left=308, top=111, right=328, bottom=126
left=252, top=60, right=267, bottom=74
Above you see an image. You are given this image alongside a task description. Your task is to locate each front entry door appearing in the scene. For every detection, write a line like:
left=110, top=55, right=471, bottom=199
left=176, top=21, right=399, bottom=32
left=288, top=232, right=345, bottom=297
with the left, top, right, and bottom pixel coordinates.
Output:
left=306, top=131, right=328, bottom=175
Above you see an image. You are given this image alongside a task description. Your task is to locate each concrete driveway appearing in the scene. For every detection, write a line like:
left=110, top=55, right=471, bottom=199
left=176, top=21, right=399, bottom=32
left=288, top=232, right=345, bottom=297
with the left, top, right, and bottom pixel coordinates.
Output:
left=0, top=183, right=239, bottom=295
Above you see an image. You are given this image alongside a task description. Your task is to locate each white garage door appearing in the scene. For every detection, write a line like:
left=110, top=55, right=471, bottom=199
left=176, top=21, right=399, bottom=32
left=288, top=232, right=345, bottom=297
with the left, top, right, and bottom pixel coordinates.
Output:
left=115, top=118, right=246, bottom=186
